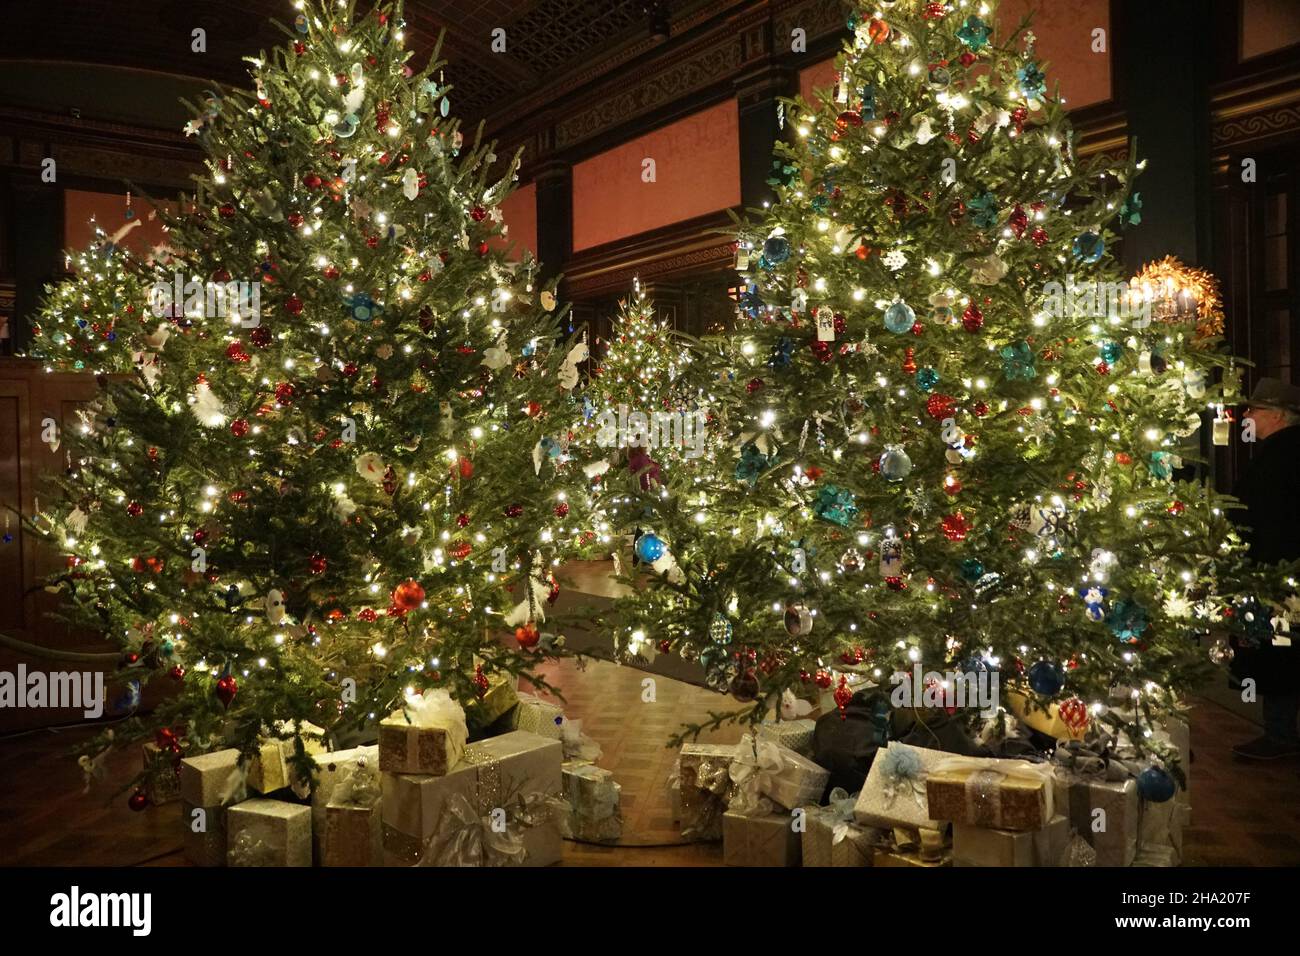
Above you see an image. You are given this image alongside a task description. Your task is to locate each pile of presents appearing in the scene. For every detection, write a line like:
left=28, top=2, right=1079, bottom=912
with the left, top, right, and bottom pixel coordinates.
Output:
left=670, top=689, right=1191, bottom=868
left=153, top=674, right=623, bottom=866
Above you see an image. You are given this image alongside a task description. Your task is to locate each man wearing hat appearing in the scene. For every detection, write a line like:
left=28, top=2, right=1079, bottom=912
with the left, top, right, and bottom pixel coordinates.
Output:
left=1230, top=377, right=1300, bottom=759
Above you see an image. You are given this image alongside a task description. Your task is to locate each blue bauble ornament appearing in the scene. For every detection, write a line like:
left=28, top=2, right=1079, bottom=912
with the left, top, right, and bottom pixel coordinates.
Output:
left=635, top=533, right=665, bottom=563
left=1072, top=231, right=1105, bottom=263
left=1027, top=660, right=1064, bottom=696
left=884, top=301, right=916, bottom=334
left=1136, top=766, right=1176, bottom=803
left=915, top=367, right=940, bottom=392
left=878, top=444, right=913, bottom=482
left=762, top=235, right=791, bottom=265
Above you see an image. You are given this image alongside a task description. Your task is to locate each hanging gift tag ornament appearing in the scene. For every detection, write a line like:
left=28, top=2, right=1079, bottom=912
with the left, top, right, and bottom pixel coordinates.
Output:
left=784, top=603, right=813, bottom=636
left=816, top=306, right=835, bottom=342
left=1212, top=407, right=1231, bottom=446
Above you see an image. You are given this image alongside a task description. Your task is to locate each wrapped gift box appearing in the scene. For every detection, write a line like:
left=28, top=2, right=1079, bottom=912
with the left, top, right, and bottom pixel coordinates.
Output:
left=226, top=798, right=312, bottom=867
left=1138, top=796, right=1183, bottom=863
left=873, top=847, right=951, bottom=868
left=180, top=749, right=248, bottom=867
left=953, top=814, right=1069, bottom=867
left=1067, top=776, right=1138, bottom=867
left=673, top=742, right=738, bottom=841
left=378, top=691, right=467, bottom=777
left=511, top=693, right=565, bottom=740
left=562, top=760, right=622, bottom=843
left=382, top=730, right=563, bottom=866
left=924, top=755, right=1056, bottom=831
left=464, top=672, right=520, bottom=731
left=722, top=810, right=801, bottom=867
left=142, top=742, right=181, bottom=806
left=853, top=743, right=947, bottom=831
left=802, top=807, right=877, bottom=867
left=248, top=723, right=327, bottom=794
left=323, top=802, right=382, bottom=867
left=1132, top=844, right=1178, bottom=867
left=756, top=719, right=816, bottom=757
left=737, top=736, right=830, bottom=810
left=304, top=745, right=378, bottom=859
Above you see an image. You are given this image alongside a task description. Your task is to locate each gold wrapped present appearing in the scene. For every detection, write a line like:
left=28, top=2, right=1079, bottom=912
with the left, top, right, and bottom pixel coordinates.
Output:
left=953, top=814, right=1069, bottom=866
left=226, top=798, right=312, bottom=867
left=756, top=718, right=816, bottom=757
left=924, top=755, right=1056, bottom=831
left=802, top=799, right=878, bottom=868
left=247, top=722, right=327, bottom=794
left=561, top=760, right=622, bottom=843
left=381, top=730, right=564, bottom=866
left=722, top=810, right=801, bottom=867
left=853, top=743, right=947, bottom=831
left=378, top=690, right=468, bottom=776
left=673, top=742, right=737, bottom=841
left=180, top=800, right=229, bottom=867
left=873, top=847, right=950, bottom=867
left=323, top=802, right=382, bottom=867
left=142, top=742, right=181, bottom=805
left=464, top=672, right=520, bottom=730
left=1066, top=776, right=1138, bottom=867
left=512, top=693, right=565, bottom=740
left=180, top=749, right=247, bottom=808
left=303, top=745, right=378, bottom=850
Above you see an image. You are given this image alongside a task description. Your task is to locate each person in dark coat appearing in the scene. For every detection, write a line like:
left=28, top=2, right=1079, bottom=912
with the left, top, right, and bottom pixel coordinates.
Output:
left=1230, top=377, right=1300, bottom=759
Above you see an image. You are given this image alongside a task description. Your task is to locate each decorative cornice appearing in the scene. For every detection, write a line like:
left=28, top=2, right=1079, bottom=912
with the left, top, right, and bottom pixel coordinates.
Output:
left=1210, top=67, right=1300, bottom=152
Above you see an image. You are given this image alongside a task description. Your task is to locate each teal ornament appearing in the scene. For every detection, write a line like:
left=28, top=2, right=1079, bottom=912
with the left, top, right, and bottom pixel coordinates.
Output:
left=735, top=441, right=774, bottom=486
left=1148, top=450, right=1173, bottom=480
left=1000, top=341, right=1037, bottom=380
left=915, top=367, right=940, bottom=392
left=709, top=614, right=734, bottom=646
left=1017, top=62, right=1047, bottom=100
left=1027, top=661, right=1064, bottom=696
left=1072, top=231, right=1105, bottom=263
left=635, top=533, right=665, bottom=563
left=344, top=292, right=383, bottom=322
left=1120, top=192, right=1142, bottom=227
left=767, top=159, right=798, bottom=188
left=1099, top=341, right=1123, bottom=364
left=878, top=444, right=913, bottom=482
left=160, top=639, right=175, bottom=657
left=1106, top=599, right=1149, bottom=642
left=960, top=558, right=985, bottom=582
left=540, top=436, right=562, bottom=459
left=956, top=15, right=992, bottom=50
left=813, top=485, right=858, bottom=527
left=884, top=301, right=916, bottom=334
left=439, top=97, right=450, bottom=118
left=810, top=194, right=829, bottom=212
left=1136, top=766, right=1175, bottom=803
left=763, top=235, right=791, bottom=264
left=333, top=113, right=359, bottom=138
left=294, top=13, right=309, bottom=33
left=967, top=191, right=998, bottom=229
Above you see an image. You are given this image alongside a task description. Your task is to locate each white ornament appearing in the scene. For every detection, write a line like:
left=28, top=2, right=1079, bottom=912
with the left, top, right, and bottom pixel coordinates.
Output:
left=188, top=380, right=226, bottom=428
left=912, top=114, right=937, bottom=144
left=965, top=252, right=1008, bottom=285
left=883, top=249, right=907, bottom=272
left=402, top=168, right=420, bottom=200
left=354, top=452, right=386, bottom=484
left=265, top=589, right=287, bottom=625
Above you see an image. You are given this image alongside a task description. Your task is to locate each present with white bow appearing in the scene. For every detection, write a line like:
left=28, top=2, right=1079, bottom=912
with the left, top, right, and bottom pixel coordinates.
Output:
left=560, top=760, right=622, bottom=843
left=756, top=718, right=816, bottom=757
left=510, top=692, right=565, bottom=741
left=1053, top=733, right=1141, bottom=866
left=248, top=720, right=327, bottom=793
left=733, top=733, right=830, bottom=811
left=379, top=689, right=468, bottom=776
left=322, top=750, right=383, bottom=867
left=802, top=788, right=880, bottom=867
left=671, top=742, right=738, bottom=840
left=924, top=755, right=1057, bottom=831
left=722, top=809, right=801, bottom=867
left=226, top=798, right=312, bottom=867
left=853, top=742, right=946, bottom=831
left=301, top=744, right=378, bottom=861
left=180, top=749, right=248, bottom=867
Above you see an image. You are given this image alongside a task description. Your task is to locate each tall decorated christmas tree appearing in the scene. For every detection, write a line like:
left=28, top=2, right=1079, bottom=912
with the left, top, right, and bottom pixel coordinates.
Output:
left=610, top=0, right=1271, bottom=779
left=25, top=0, right=591, bottom=802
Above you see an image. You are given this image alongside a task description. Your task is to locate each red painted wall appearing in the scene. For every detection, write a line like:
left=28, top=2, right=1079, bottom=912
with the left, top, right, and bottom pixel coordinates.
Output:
left=572, top=100, right=741, bottom=252
left=64, top=189, right=171, bottom=257
left=492, top=181, right=537, bottom=259
left=1241, top=0, right=1300, bottom=59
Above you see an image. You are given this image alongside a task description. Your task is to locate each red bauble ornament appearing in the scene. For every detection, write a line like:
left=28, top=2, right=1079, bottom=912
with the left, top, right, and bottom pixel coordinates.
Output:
left=941, top=512, right=970, bottom=542
left=218, top=203, right=236, bottom=219
left=128, top=790, right=150, bottom=812
left=962, top=304, right=984, bottom=332
left=1058, top=697, right=1090, bottom=734
left=515, top=622, right=540, bottom=649
left=449, top=540, right=472, bottom=561
left=504, top=504, right=523, bottom=518
left=230, top=418, right=250, bottom=438
left=287, top=212, right=304, bottom=228
left=169, top=665, right=185, bottom=681
left=814, top=670, right=833, bottom=689
left=456, top=513, right=471, bottom=528
left=473, top=664, right=491, bottom=697
left=926, top=394, right=956, bottom=419
left=285, top=295, right=304, bottom=316
left=215, top=673, right=238, bottom=708
left=470, top=205, right=488, bottom=222
left=250, top=325, right=272, bottom=348
left=457, top=457, right=474, bottom=480
left=1168, top=500, right=1185, bottom=516
left=810, top=340, right=833, bottom=363
left=275, top=382, right=295, bottom=405
left=126, top=501, right=143, bottom=517
left=357, top=607, right=377, bottom=622
left=746, top=378, right=765, bottom=395
left=308, top=553, right=327, bottom=574
left=972, top=401, right=989, bottom=417
left=393, top=579, right=425, bottom=611
left=323, top=265, right=341, bottom=280
left=554, top=502, right=570, bottom=518
left=867, top=17, right=890, bottom=43
left=1029, top=227, right=1049, bottom=247
left=833, top=675, right=854, bottom=718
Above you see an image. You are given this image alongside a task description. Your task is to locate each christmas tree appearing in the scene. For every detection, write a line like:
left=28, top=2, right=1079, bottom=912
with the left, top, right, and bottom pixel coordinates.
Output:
left=609, top=0, right=1271, bottom=779
left=24, top=0, right=590, bottom=803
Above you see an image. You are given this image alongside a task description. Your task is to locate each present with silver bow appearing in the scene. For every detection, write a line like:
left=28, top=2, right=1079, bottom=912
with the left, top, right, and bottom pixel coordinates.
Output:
left=378, top=689, right=468, bottom=776
left=510, top=692, right=565, bottom=741
left=722, top=809, right=801, bottom=867
left=1053, top=735, right=1140, bottom=866
left=560, top=760, right=622, bottom=843
left=953, top=814, right=1069, bottom=866
left=802, top=788, right=880, bottom=867
left=422, top=784, right=569, bottom=867
left=853, top=742, right=947, bottom=831
left=226, top=798, right=312, bottom=867
left=322, top=751, right=383, bottom=867
left=733, top=733, right=830, bottom=811
left=381, top=730, right=563, bottom=866
left=756, top=718, right=816, bottom=757
left=924, top=755, right=1056, bottom=831
left=180, top=749, right=248, bottom=867
left=247, top=720, right=327, bottom=793
left=670, top=742, right=738, bottom=841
